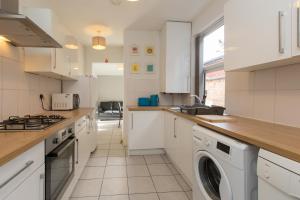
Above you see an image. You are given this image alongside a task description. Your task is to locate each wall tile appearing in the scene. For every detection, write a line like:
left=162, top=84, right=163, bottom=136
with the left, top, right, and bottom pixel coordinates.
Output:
left=29, top=90, right=43, bottom=114
left=2, top=90, right=18, bottom=119
left=225, top=90, right=254, bottom=118
left=276, top=64, right=300, bottom=90
left=274, top=90, right=300, bottom=128
left=253, top=90, right=275, bottom=122
left=254, top=68, right=276, bottom=91
left=0, top=91, right=2, bottom=121
left=2, top=58, right=22, bottom=90
left=0, top=57, right=2, bottom=89
left=28, top=73, right=40, bottom=91
left=18, top=91, right=30, bottom=117
left=225, top=72, right=254, bottom=91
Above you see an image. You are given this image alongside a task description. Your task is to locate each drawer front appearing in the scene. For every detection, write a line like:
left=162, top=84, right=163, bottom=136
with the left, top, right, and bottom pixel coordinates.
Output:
left=75, top=116, right=87, bottom=134
left=0, top=142, right=44, bottom=199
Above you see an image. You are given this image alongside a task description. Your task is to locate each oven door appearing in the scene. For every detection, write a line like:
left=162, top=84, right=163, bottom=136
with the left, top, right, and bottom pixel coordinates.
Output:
left=45, top=136, right=75, bottom=200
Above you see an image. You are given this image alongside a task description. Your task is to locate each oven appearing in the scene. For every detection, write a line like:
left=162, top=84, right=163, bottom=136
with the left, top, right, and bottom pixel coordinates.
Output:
left=45, top=124, right=75, bottom=200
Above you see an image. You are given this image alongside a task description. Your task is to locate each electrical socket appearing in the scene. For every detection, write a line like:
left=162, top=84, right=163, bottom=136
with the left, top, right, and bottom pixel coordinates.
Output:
left=40, top=94, right=44, bottom=100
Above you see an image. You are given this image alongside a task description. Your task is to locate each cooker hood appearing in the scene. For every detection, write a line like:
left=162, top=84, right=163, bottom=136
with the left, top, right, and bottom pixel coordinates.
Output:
left=0, top=0, right=62, bottom=48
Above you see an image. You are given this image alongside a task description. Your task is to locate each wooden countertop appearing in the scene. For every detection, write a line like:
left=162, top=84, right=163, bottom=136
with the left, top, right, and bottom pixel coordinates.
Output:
left=0, top=108, right=94, bottom=166
left=127, top=106, right=172, bottom=111
left=128, top=106, right=300, bottom=163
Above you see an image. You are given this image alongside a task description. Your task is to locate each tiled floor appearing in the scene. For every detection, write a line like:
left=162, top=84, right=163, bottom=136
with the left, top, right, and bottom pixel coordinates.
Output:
left=70, top=121, right=192, bottom=200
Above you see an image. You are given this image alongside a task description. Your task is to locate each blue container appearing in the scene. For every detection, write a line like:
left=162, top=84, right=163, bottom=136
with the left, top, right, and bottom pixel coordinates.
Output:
left=138, top=97, right=150, bottom=106
left=150, top=95, right=159, bottom=106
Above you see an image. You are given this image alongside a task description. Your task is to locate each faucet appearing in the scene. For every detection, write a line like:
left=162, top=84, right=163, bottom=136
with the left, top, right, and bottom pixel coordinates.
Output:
left=190, top=95, right=202, bottom=104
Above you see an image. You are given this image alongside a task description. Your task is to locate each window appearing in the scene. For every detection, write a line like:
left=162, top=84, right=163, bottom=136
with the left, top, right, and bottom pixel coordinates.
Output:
left=196, top=19, right=225, bottom=107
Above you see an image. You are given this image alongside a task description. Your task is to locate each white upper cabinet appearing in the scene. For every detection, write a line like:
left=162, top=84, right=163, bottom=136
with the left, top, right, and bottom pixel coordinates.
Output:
left=224, top=0, right=293, bottom=71
left=22, top=8, right=83, bottom=80
left=292, top=0, right=300, bottom=56
left=160, top=21, right=191, bottom=93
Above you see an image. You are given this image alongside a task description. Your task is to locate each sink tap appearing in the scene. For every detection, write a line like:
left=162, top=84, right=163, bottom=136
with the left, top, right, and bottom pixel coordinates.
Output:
left=190, top=95, right=202, bottom=104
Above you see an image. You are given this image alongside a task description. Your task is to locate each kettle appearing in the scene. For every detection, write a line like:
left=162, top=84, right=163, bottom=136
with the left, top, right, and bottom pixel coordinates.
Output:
left=150, top=95, right=159, bottom=106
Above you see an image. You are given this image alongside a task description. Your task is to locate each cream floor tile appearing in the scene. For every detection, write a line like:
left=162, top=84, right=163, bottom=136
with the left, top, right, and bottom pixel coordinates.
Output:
left=152, top=176, right=182, bottom=193
left=185, top=191, right=193, bottom=200
left=101, top=178, right=128, bottom=196
left=107, top=157, right=127, bottom=166
left=87, top=157, right=107, bottom=167
left=127, top=165, right=150, bottom=177
left=126, top=156, right=146, bottom=165
left=144, top=155, right=165, bottom=164
left=71, top=179, right=102, bottom=197
left=148, top=164, right=172, bottom=176
left=99, top=195, right=129, bottom=200
left=104, top=166, right=127, bottom=178
left=109, top=149, right=126, bottom=157
left=111, top=138, right=122, bottom=144
left=97, top=139, right=111, bottom=145
left=97, top=144, right=110, bottom=150
left=174, top=175, right=191, bottom=191
left=167, top=164, right=180, bottom=175
left=70, top=198, right=98, bottom=200
left=80, top=167, right=105, bottom=180
left=110, top=143, right=125, bottom=150
left=161, top=154, right=171, bottom=164
left=129, top=193, right=159, bottom=200
left=91, top=149, right=109, bottom=157
left=128, top=177, right=156, bottom=194
left=158, top=192, right=189, bottom=200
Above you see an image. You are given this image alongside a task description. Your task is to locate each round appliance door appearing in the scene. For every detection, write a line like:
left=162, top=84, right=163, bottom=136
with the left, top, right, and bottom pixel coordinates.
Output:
left=194, top=151, right=233, bottom=200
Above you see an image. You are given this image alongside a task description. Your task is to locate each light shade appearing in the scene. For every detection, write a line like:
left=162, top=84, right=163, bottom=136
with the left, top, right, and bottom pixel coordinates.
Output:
left=92, top=36, right=106, bottom=50
left=0, top=35, right=10, bottom=42
left=65, top=36, right=79, bottom=49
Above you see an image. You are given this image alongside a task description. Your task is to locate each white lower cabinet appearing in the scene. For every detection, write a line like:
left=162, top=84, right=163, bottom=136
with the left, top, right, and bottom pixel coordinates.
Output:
left=164, top=112, right=195, bottom=185
left=4, top=165, right=45, bottom=200
left=128, top=111, right=164, bottom=151
left=0, top=142, right=45, bottom=200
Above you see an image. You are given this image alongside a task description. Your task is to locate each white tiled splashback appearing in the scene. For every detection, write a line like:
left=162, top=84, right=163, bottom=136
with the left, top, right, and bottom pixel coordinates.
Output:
left=226, top=64, right=300, bottom=128
left=0, top=42, right=61, bottom=121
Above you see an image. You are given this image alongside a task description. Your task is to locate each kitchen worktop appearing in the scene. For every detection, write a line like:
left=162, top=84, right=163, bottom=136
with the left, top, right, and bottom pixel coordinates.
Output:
left=128, top=106, right=300, bottom=163
left=0, top=108, right=94, bottom=166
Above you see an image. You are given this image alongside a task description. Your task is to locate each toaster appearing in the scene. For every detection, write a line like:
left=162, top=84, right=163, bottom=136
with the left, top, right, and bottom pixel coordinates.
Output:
left=52, top=93, right=80, bottom=110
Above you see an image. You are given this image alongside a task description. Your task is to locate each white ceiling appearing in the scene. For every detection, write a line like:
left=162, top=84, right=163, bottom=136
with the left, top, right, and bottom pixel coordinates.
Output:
left=50, top=0, right=212, bottom=46
left=92, top=63, right=124, bottom=76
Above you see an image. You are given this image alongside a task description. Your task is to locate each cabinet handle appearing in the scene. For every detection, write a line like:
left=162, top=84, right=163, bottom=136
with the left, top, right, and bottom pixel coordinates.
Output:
left=173, top=118, right=177, bottom=138
left=76, top=139, right=79, bottom=164
left=187, top=76, right=189, bottom=92
left=40, top=173, right=45, bottom=200
left=297, top=7, right=300, bottom=47
left=0, top=160, right=34, bottom=189
left=278, top=11, right=285, bottom=54
left=131, top=113, right=134, bottom=130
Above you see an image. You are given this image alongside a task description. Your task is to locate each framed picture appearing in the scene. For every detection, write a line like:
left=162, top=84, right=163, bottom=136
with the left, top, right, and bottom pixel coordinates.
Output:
left=130, top=44, right=139, bottom=56
left=130, top=63, right=140, bottom=74
left=145, top=46, right=155, bottom=56
left=145, top=63, right=155, bottom=73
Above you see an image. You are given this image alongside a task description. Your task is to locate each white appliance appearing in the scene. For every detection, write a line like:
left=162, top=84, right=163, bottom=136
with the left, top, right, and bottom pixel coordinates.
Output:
left=52, top=93, right=80, bottom=110
left=257, top=149, right=300, bottom=200
left=192, top=125, right=258, bottom=200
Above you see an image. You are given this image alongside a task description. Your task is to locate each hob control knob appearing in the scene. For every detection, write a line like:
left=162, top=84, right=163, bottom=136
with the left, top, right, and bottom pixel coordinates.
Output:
left=53, top=138, right=59, bottom=144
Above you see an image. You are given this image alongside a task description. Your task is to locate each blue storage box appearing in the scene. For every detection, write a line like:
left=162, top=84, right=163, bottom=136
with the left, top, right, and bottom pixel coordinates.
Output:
left=138, top=98, right=150, bottom=106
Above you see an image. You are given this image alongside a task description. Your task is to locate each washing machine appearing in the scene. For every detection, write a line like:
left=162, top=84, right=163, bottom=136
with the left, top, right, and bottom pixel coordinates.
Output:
left=192, top=125, right=258, bottom=200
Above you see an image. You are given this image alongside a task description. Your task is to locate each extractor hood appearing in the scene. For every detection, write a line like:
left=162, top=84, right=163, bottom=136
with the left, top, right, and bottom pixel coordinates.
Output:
left=0, top=0, right=62, bottom=48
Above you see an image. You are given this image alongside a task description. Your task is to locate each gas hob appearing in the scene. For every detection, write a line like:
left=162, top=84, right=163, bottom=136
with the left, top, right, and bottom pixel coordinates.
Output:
left=0, top=115, right=66, bottom=131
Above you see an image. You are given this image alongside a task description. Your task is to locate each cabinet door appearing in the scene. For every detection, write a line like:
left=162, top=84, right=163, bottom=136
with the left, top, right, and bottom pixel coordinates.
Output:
left=4, top=165, right=45, bottom=200
left=163, top=22, right=191, bottom=93
left=75, top=128, right=90, bottom=176
left=175, top=117, right=194, bottom=185
left=225, top=0, right=292, bottom=71
left=292, top=0, right=300, bottom=56
left=164, top=112, right=177, bottom=160
left=129, top=111, right=164, bottom=150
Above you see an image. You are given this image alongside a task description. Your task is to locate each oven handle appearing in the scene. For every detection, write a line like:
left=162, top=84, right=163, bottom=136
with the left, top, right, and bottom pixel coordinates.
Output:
left=47, top=137, right=75, bottom=157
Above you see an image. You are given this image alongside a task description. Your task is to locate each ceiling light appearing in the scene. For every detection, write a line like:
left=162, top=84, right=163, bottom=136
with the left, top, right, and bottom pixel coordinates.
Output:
left=73, top=67, right=79, bottom=70
left=65, top=36, right=79, bottom=49
left=92, top=36, right=106, bottom=50
left=111, top=0, right=122, bottom=5
left=0, top=35, right=10, bottom=42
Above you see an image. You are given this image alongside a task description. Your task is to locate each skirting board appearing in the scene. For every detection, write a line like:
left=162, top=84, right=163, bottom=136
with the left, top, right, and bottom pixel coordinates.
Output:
left=128, top=148, right=165, bottom=155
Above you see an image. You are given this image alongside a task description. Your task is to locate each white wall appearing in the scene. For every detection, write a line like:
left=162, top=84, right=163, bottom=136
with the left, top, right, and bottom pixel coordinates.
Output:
left=85, top=46, right=124, bottom=75
left=97, top=76, right=123, bottom=102
left=0, top=41, right=61, bottom=121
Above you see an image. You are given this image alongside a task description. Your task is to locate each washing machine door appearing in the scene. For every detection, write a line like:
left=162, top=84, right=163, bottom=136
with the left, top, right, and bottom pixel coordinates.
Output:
left=194, top=151, right=233, bottom=200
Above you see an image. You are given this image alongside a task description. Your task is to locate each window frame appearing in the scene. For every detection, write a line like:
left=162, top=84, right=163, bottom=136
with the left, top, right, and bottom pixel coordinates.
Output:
left=195, top=17, right=224, bottom=104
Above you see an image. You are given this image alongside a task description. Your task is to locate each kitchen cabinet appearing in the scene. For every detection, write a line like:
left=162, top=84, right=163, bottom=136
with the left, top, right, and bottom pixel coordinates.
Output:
left=4, top=165, right=45, bottom=200
left=128, top=111, right=164, bottom=151
left=160, top=21, right=191, bottom=93
left=0, top=142, right=44, bottom=200
left=224, top=0, right=293, bottom=71
left=292, top=0, right=300, bottom=56
left=22, top=8, right=82, bottom=80
left=164, top=112, right=194, bottom=185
